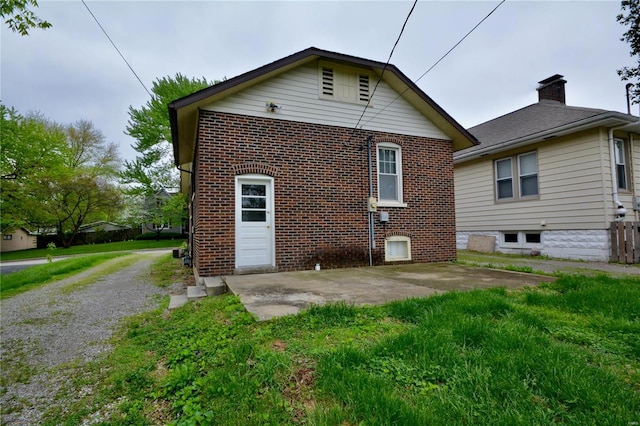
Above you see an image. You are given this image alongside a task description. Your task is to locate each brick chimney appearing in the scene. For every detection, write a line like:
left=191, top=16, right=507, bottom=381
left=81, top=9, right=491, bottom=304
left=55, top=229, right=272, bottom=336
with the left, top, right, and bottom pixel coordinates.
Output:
left=537, top=74, right=566, bottom=104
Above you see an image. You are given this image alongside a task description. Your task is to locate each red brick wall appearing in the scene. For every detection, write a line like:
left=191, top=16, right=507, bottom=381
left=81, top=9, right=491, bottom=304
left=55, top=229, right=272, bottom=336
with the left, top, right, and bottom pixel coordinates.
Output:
left=193, top=111, right=456, bottom=277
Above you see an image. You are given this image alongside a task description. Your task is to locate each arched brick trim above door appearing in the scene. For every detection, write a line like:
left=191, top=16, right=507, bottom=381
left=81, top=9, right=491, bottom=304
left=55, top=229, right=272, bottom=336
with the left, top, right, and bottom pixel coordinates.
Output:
left=233, top=163, right=279, bottom=177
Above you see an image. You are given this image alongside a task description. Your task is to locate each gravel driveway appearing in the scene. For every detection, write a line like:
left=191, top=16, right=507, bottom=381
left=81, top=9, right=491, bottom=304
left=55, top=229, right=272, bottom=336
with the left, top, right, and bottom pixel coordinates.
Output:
left=0, top=252, right=170, bottom=425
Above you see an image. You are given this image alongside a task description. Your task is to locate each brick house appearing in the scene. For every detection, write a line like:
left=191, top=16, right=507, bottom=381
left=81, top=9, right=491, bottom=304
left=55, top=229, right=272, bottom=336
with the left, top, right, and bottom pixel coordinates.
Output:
left=169, top=47, right=477, bottom=281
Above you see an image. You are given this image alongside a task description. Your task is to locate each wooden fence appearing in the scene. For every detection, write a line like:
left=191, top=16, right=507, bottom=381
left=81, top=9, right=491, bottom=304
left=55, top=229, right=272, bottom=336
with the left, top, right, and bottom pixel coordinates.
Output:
left=610, top=222, right=640, bottom=264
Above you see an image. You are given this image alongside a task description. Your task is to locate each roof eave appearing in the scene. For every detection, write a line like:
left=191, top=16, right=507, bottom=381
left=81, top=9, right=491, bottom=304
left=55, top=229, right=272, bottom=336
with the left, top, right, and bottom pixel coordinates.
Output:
left=454, top=112, right=640, bottom=163
left=170, top=47, right=479, bottom=166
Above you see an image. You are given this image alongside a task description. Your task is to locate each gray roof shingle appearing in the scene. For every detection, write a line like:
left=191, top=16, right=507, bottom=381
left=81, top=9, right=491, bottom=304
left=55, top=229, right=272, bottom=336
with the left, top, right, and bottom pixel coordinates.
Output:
left=455, top=100, right=639, bottom=160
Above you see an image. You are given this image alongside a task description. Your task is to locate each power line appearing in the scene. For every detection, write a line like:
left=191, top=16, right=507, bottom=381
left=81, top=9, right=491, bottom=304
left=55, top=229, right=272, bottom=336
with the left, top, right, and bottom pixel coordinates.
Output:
left=361, top=0, right=506, bottom=128
left=349, top=0, right=418, bottom=141
left=81, top=0, right=152, bottom=97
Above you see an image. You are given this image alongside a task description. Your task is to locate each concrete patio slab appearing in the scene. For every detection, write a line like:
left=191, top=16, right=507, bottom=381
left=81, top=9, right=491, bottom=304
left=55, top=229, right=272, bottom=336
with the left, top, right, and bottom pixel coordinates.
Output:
left=224, top=263, right=554, bottom=321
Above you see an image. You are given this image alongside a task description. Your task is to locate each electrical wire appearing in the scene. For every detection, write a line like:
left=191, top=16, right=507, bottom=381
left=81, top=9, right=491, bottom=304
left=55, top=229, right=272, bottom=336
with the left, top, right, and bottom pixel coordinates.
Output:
left=361, top=0, right=506, bottom=129
left=348, top=0, right=418, bottom=142
left=81, top=0, right=152, bottom=97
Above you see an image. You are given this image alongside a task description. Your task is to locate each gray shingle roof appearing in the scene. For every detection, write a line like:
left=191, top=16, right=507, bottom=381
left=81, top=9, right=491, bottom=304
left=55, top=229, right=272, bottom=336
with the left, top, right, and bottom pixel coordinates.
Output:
left=455, top=100, right=639, bottom=160
left=469, top=101, right=606, bottom=148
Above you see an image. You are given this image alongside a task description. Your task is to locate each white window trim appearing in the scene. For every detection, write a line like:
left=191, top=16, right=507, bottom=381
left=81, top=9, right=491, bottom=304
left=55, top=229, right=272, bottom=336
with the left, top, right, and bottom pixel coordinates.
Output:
left=499, top=231, right=542, bottom=248
left=495, top=151, right=539, bottom=201
left=385, top=235, right=412, bottom=261
left=495, top=158, right=514, bottom=200
left=377, top=142, right=406, bottom=208
left=614, top=138, right=628, bottom=191
left=517, top=152, right=538, bottom=198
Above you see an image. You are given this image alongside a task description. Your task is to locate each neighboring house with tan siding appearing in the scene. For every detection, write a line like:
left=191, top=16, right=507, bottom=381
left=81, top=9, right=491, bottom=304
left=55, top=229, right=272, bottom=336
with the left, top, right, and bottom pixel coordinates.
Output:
left=0, top=228, right=37, bottom=252
left=454, top=75, right=639, bottom=261
left=169, top=47, right=477, bottom=281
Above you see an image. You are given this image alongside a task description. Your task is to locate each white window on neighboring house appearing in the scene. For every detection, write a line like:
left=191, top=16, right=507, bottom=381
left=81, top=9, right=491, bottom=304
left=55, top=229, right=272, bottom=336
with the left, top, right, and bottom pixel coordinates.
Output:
left=495, top=151, right=538, bottom=201
left=319, top=63, right=371, bottom=105
left=495, top=158, right=513, bottom=200
left=614, top=138, right=628, bottom=190
left=377, top=143, right=405, bottom=206
left=385, top=236, right=411, bottom=261
left=518, top=152, right=538, bottom=197
left=3, top=234, right=12, bottom=240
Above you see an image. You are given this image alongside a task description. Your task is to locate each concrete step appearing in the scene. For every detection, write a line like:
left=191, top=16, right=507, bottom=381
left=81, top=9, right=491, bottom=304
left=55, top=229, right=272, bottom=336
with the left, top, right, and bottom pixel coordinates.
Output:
left=187, top=285, right=207, bottom=301
left=168, top=294, right=188, bottom=310
left=203, top=276, right=227, bottom=296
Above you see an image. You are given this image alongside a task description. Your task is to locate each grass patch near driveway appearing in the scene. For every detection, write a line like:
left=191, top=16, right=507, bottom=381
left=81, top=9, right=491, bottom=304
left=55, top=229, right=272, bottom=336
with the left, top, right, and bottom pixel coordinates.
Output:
left=41, top=268, right=640, bottom=425
left=0, top=253, right=131, bottom=299
left=0, top=239, right=184, bottom=261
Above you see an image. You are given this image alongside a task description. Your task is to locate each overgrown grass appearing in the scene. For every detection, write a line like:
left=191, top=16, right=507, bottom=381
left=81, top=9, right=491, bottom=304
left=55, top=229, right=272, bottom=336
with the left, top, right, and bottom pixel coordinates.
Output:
left=0, top=239, right=184, bottom=261
left=0, top=253, right=131, bottom=299
left=40, top=271, right=640, bottom=425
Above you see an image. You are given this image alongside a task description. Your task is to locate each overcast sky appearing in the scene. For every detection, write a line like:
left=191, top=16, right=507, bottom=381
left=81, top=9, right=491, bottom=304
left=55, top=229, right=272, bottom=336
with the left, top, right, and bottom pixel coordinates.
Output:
left=2, top=0, right=636, bottom=161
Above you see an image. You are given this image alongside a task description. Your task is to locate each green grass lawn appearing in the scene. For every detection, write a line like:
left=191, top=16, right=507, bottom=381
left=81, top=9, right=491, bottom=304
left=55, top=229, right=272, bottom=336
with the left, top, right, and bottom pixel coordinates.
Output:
left=0, top=239, right=184, bottom=261
left=0, top=253, right=133, bottom=299
left=39, top=258, right=640, bottom=425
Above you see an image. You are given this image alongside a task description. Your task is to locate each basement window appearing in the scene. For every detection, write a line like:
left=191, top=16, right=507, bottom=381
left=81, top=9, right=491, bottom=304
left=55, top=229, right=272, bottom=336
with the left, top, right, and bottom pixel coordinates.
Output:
left=525, top=232, right=541, bottom=243
left=385, top=236, right=411, bottom=261
left=501, top=231, right=542, bottom=246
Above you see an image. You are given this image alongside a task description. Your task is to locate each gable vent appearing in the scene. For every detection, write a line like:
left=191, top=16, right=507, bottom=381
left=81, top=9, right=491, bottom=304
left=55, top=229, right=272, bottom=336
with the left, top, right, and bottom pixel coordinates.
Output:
left=358, top=74, right=370, bottom=102
left=322, top=67, right=334, bottom=96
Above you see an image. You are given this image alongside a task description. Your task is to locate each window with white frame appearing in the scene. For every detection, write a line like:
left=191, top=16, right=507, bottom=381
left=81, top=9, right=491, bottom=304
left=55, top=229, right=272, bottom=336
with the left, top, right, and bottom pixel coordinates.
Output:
left=385, top=236, right=411, bottom=261
left=501, top=231, right=541, bottom=246
left=614, top=138, right=628, bottom=190
left=495, top=151, right=538, bottom=200
left=495, top=158, right=513, bottom=199
left=377, top=143, right=404, bottom=206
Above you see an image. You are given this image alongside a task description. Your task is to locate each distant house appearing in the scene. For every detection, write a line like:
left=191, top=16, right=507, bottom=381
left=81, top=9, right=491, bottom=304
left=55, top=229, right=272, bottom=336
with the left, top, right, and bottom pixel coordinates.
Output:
left=169, top=47, right=477, bottom=281
left=141, top=187, right=184, bottom=235
left=454, top=75, right=639, bottom=261
left=0, top=228, right=37, bottom=252
left=77, top=221, right=133, bottom=244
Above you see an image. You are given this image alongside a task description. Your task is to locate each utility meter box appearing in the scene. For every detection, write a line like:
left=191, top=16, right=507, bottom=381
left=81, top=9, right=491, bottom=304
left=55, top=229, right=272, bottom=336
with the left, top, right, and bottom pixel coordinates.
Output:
left=379, top=211, right=389, bottom=222
left=368, top=197, right=378, bottom=212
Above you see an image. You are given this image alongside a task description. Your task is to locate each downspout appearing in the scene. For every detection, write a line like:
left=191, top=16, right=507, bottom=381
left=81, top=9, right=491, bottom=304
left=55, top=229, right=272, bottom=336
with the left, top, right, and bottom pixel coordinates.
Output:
left=367, top=135, right=374, bottom=267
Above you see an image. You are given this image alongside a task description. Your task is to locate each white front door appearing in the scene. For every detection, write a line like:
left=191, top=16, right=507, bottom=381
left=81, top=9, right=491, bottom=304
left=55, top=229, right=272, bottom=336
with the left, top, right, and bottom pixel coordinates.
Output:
left=235, top=176, right=274, bottom=269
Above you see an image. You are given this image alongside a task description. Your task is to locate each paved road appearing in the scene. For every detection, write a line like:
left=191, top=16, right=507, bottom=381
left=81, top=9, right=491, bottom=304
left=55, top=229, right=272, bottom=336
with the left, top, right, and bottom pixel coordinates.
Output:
left=0, top=258, right=64, bottom=274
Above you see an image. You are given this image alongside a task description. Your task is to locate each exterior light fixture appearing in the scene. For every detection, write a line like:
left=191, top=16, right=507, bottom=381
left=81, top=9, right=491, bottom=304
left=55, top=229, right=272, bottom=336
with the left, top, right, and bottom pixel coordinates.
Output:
left=265, top=102, right=281, bottom=112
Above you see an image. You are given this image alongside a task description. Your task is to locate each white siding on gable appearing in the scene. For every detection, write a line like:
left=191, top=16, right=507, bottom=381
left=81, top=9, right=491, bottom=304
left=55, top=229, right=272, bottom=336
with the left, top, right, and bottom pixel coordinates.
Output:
left=202, top=61, right=449, bottom=140
left=455, top=130, right=612, bottom=232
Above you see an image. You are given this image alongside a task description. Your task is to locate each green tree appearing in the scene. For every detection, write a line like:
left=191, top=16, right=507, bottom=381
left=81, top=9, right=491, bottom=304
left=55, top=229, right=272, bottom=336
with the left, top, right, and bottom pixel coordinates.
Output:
left=1, top=0, right=51, bottom=35
left=617, top=0, right=640, bottom=105
left=121, top=73, right=218, bottom=195
left=1, top=106, right=123, bottom=246
left=0, top=105, right=67, bottom=232
left=47, top=120, right=122, bottom=247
